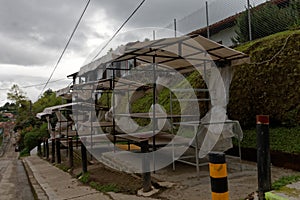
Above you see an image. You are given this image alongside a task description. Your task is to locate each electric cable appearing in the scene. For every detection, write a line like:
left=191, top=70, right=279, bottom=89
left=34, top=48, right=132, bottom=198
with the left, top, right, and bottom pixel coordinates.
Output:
left=91, top=0, right=147, bottom=61
left=39, top=0, right=91, bottom=97
left=0, top=78, right=67, bottom=90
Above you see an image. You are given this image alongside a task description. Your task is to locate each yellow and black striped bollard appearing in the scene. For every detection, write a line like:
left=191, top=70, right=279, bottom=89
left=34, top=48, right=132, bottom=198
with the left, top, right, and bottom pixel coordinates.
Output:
left=209, top=152, right=229, bottom=200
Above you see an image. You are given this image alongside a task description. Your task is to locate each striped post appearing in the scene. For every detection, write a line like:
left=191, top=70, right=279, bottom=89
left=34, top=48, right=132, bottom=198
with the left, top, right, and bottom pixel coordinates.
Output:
left=209, top=152, right=229, bottom=200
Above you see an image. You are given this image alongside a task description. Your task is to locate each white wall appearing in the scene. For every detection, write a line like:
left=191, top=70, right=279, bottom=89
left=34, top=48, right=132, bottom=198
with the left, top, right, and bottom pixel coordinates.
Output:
left=210, top=26, right=237, bottom=47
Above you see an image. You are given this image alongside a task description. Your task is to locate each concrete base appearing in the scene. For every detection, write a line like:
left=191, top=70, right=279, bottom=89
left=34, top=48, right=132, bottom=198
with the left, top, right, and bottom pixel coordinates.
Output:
left=157, top=181, right=175, bottom=188
left=137, top=186, right=159, bottom=197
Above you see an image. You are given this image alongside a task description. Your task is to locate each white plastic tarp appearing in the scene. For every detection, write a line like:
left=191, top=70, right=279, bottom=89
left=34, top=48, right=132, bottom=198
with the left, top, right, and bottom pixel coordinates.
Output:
left=110, top=35, right=248, bottom=158
left=78, top=45, right=126, bottom=76
left=36, top=103, right=76, bottom=119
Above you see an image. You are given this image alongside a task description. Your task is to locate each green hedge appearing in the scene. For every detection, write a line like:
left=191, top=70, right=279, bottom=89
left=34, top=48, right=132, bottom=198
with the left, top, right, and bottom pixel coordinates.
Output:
left=228, top=30, right=300, bottom=127
left=235, top=126, right=300, bottom=154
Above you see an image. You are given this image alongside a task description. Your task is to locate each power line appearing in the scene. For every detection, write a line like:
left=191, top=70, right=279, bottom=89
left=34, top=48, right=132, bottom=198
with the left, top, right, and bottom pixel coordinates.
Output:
left=0, top=78, right=68, bottom=90
left=92, top=0, right=147, bottom=61
left=39, top=0, right=91, bottom=98
left=23, top=78, right=67, bottom=88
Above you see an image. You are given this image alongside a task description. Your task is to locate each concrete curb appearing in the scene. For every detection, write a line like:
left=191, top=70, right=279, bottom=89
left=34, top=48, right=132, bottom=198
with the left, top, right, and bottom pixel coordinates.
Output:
left=265, top=181, right=300, bottom=200
left=22, top=158, right=49, bottom=200
left=265, top=192, right=289, bottom=200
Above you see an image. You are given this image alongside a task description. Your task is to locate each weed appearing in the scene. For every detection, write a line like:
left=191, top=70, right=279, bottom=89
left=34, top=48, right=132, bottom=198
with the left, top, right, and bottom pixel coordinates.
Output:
left=272, top=174, right=300, bottom=190
left=89, top=181, right=119, bottom=193
left=78, top=172, right=90, bottom=184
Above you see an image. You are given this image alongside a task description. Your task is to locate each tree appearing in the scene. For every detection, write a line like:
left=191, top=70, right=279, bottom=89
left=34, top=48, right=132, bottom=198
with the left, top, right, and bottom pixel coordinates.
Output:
left=232, top=1, right=300, bottom=44
left=17, top=89, right=63, bottom=154
left=7, top=84, right=27, bottom=108
left=0, top=102, right=16, bottom=112
left=32, top=89, right=64, bottom=114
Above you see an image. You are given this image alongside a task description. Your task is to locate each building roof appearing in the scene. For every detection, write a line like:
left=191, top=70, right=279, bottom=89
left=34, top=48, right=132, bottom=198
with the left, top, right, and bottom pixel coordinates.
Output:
left=188, top=0, right=289, bottom=37
left=111, top=34, right=250, bottom=74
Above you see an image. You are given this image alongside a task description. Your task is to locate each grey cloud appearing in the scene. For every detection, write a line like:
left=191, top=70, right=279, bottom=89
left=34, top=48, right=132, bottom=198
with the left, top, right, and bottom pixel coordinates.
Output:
left=91, top=0, right=214, bottom=28
left=0, top=0, right=265, bottom=66
left=0, top=0, right=93, bottom=65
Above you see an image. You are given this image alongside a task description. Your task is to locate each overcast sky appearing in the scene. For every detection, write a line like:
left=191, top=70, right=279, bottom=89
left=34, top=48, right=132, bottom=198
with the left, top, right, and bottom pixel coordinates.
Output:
left=0, top=0, right=266, bottom=106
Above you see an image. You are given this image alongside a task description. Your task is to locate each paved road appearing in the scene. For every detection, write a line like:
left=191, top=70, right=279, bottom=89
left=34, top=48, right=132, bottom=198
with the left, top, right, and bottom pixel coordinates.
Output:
left=0, top=140, right=34, bottom=200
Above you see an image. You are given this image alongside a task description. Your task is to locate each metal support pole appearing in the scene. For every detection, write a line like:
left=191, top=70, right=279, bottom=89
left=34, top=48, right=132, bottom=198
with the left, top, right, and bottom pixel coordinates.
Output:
left=141, top=140, right=151, bottom=192
left=174, top=18, right=177, bottom=38
left=256, top=115, right=271, bottom=200
left=51, top=138, right=55, bottom=163
left=81, top=142, right=88, bottom=173
left=152, top=56, right=157, bottom=173
left=209, top=152, right=229, bottom=200
left=247, top=0, right=252, bottom=41
left=37, top=139, right=42, bottom=156
left=112, top=66, right=116, bottom=147
left=43, top=138, right=46, bottom=157
left=152, top=57, right=157, bottom=150
left=46, top=139, right=49, bottom=159
left=56, top=138, right=61, bottom=164
left=66, top=121, right=69, bottom=157
left=69, top=138, right=74, bottom=168
left=206, top=1, right=210, bottom=39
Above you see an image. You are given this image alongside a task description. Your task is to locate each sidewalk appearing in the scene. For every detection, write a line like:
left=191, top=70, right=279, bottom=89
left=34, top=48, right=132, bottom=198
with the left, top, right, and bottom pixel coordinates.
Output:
left=23, top=153, right=300, bottom=200
left=23, top=155, right=157, bottom=200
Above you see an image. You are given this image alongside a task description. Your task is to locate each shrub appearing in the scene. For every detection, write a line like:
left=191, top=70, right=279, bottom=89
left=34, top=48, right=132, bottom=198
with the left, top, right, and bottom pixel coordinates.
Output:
left=19, top=147, right=30, bottom=157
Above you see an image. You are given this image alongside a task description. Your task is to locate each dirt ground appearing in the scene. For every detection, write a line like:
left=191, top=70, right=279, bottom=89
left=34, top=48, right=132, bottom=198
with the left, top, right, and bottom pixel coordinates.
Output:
left=56, top=148, right=299, bottom=200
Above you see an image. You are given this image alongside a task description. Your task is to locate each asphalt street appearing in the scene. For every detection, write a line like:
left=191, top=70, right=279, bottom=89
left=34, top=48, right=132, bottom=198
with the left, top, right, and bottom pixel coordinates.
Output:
left=0, top=140, right=34, bottom=200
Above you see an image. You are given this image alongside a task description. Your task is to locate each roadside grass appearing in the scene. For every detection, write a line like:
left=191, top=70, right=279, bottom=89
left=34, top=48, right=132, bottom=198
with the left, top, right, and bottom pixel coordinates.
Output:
left=89, top=182, right=120, bottom=193
left=77, top=172, right=120, bottom=193
left=272, top=174, right=300, bottom=190
left=78, top=172, right=90, bottom=184
left=55, top=164, right=70, bottom=172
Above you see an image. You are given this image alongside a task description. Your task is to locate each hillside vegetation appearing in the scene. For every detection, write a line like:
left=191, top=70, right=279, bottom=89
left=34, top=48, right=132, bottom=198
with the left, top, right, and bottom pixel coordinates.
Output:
left=130, top=29, right=300, bottom=128
left=229, top=29, right=300, bottom=127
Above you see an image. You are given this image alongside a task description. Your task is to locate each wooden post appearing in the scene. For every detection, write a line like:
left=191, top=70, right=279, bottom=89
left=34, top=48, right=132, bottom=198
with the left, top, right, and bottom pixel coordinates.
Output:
left=37, top=139, right=42, bottom=156
left=256, top=115, right=271, bottom=200
left=43, top=138, right=46, bottom=157
left=81, top=142, right=87, bottom=173
left=46, top=139, right=49, bottom=159
left=209, top=152, right=229, bottom=200
left=141, top=140, right=151, bottom=192
left=51, top=138, right=55, bottom=163
left=56, top=138, right=61, bottom=164
left=69, top=138, right=74, bottom=168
